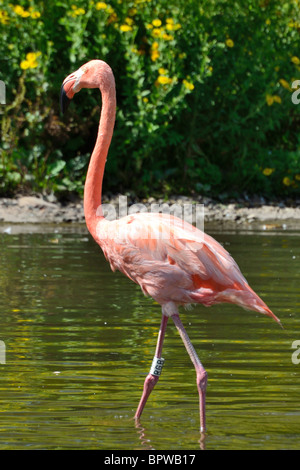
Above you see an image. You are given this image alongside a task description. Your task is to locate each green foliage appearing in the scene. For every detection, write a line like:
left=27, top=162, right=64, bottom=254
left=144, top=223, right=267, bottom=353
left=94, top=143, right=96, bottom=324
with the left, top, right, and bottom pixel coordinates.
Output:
left=0, top=0, right=299, bottom=198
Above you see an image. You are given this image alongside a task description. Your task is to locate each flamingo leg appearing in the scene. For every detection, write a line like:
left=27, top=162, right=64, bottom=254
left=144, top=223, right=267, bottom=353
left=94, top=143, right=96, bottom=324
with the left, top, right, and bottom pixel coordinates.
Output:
left=134, top=314, right=168, bottom=420
left=172, top=313, right=207, bottom=433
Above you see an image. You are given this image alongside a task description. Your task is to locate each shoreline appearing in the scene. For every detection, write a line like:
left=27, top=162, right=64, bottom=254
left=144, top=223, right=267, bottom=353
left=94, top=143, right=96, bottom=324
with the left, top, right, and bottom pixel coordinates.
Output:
left=0, top=194, right=299, bottom=232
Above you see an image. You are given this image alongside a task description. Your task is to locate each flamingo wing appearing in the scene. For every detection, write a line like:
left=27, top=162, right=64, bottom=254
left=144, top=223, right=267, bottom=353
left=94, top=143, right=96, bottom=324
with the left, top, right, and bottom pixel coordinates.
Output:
left=96, top=212, right=279, bottom=323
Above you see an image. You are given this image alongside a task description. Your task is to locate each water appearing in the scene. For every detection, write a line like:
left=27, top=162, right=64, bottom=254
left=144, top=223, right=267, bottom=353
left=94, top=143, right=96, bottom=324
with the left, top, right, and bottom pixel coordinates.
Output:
left=0, top=223, right=299, bottom=450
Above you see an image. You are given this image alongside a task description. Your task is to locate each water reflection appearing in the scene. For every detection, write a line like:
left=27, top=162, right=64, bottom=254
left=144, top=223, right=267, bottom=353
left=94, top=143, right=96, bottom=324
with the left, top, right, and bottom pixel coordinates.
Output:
left=135, top=420, right=155, bottom=450
left=0, top=224, right=299, bottom=449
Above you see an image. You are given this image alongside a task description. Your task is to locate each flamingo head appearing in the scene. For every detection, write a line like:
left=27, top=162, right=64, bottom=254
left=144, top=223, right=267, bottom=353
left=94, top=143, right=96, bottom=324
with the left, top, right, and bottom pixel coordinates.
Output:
left=60, top=60, right=115, bottom=114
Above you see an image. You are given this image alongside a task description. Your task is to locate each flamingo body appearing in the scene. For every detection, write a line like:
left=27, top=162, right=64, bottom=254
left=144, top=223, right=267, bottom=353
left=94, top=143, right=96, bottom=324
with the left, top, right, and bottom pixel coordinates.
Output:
left=97, top=212, right=278, bottom=321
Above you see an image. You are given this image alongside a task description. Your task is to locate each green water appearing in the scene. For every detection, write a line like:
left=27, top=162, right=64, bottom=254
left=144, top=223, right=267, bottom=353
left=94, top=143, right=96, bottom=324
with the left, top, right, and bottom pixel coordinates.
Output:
left=0, top=224, right=299, bottom=450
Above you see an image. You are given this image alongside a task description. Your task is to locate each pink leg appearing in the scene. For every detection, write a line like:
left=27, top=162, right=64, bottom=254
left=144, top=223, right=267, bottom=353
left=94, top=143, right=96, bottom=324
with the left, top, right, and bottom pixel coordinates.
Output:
left=134, top=314, right=168, bottom=420
left=172, top=313, right=207, bottom=433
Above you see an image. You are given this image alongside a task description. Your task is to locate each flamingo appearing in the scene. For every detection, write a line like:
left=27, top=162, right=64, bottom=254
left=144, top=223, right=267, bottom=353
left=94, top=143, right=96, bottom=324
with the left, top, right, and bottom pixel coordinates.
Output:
left=60, top=60, right=280, bottom=433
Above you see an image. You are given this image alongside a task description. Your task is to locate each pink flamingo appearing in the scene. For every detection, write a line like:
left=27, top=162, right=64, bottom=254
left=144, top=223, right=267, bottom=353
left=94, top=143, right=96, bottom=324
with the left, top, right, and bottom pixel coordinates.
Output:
left=60, top=60, right=280, bottom=432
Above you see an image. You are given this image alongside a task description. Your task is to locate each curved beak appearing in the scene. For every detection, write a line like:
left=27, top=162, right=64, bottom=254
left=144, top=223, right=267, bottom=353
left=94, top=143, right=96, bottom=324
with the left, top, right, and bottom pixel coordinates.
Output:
left=60, top=68, right=84, bottom=115
left=60, top=83, right=71, bottom=115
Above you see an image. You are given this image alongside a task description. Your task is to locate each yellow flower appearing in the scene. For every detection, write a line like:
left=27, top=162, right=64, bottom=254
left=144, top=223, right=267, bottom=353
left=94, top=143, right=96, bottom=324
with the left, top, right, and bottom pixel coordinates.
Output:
left=26, top=52, right=41, bottom=61
left=75, top=8, right=85, bottom=15
left=166, top=23, right=175, bottom=31
left=95, top=2, right=107, bottom=9
left=162, top=33, right=174, bottom=41
left=266, top=94, right=274, bottom=106
left=28, top=60, right=38, bottom=68
left=31, top=11, right=41, bottom=19
left=13, top=5, right=23, bottom=15
left=69, top=6, right=85, bottom=17
left=291, top=56, right=300, bottom=65
left=150, top=42, right=159, bottom=61
left=152, top=28, right=162, bottom=38
left=158, top=67, right=168, bottom=75
left=283, top=176, right=292, bottom=186
left=166, top=18, right=174, bottom=24
left=20, top=60, right=30, bottom=70
left=20, top=51, right=41, bottom=70
left=288, top=20, right=300, bottom=28
left=295, top=174, right=300, bottom=181
left=151, top=50, right=159, bottom=61
left=13, top=5, right=29, bottom=17
left=262, top=168, right=275, bottom=176
left=183, top=79, right=195, bottom=91
left=279, top=79, right=292, bottom=91
left=226, top=39, right=234, bottom=47
left=143, top=97, right=149, bottom=103
left=273, top=95, right=282, bottom=104
left=265, top=19, right=271, bottom=25
left=125, top=17, right=134, bottom=25
left=0, top=10, right=9, bottom=24
left=156, top=75, right=172, bottom=85
left=152, top=18, right=162, bottom=27
left=120, top=24, right=132, bottom=32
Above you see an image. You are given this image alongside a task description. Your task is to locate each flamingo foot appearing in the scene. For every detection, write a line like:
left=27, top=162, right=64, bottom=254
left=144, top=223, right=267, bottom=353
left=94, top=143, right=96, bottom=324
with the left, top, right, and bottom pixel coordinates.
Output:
left=135, top=314, right=168, bottom=420
left=134, top=373, right=160, bottom=420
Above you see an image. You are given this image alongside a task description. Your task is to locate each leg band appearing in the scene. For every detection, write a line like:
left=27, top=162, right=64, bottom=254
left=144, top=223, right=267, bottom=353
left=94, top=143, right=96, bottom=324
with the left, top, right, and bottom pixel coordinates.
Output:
left=149, top=356, right=165, bottom=376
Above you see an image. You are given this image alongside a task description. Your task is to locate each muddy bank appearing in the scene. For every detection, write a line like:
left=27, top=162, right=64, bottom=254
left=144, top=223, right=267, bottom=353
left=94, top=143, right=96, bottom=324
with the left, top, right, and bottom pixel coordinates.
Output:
left=0, top=194, right=299, bottom=231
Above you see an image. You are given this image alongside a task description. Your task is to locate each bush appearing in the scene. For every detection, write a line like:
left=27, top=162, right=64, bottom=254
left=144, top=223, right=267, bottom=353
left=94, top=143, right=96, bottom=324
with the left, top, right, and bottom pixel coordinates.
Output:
left=0, top=0, right=299, bottom=198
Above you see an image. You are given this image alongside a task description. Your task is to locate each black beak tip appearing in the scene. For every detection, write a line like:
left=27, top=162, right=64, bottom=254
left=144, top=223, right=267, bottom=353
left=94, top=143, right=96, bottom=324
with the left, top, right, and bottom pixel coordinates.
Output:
left=60, top=85, right=71, bottom=115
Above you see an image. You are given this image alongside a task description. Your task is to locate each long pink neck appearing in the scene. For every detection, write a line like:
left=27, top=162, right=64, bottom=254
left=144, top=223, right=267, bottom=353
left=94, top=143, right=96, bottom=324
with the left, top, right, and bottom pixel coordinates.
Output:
left=83, top=72, right=116, bottom=239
